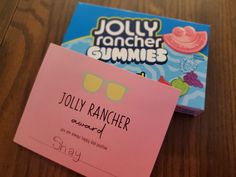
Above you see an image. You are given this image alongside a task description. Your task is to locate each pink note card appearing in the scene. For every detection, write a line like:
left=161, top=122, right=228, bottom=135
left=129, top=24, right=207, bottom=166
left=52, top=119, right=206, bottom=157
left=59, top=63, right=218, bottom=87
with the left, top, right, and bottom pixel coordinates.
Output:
left=14, top=44, right=180, bottom=177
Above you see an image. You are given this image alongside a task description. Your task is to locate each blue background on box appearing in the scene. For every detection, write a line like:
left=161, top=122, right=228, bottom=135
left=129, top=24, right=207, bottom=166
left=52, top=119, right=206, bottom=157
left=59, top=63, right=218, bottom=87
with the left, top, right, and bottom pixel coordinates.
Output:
left=62, top=2, right=210, bottom=111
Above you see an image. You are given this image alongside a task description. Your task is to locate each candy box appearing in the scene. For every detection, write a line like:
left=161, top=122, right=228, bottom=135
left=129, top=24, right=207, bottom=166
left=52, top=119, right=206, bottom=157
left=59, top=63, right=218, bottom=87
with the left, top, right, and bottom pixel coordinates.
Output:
left=62, top=2, right=210, bottom=116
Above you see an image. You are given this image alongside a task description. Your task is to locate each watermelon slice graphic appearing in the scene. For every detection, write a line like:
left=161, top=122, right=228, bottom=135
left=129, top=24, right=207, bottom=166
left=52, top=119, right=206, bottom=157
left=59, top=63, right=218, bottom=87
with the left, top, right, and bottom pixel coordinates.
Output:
left=163, top=26, right=207, bottom=54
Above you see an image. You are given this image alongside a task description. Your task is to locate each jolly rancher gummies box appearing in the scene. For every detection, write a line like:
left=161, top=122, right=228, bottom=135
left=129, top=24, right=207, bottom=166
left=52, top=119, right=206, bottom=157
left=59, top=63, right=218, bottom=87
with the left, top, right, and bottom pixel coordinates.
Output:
left=62, top=2, right=210, bottom=116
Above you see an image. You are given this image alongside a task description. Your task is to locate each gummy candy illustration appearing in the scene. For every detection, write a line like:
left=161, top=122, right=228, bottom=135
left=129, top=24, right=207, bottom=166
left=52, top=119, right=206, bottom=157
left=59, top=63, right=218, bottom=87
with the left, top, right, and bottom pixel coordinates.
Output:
left=180, top=58, right=198, bottom=73
left=159, top=75, right=171, bottom=86
left=171, top=77, right=189, bottom=96
left=137, top=71, right=146, bottom=77
left=183, top=71, right=203, bottom=88
left=163, top=26, right=208, bottom=54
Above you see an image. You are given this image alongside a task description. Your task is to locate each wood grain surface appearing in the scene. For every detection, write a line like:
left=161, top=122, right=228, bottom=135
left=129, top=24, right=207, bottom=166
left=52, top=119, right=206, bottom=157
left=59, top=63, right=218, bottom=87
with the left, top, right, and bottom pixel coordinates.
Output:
left=0, top=0, right=235, bottom=177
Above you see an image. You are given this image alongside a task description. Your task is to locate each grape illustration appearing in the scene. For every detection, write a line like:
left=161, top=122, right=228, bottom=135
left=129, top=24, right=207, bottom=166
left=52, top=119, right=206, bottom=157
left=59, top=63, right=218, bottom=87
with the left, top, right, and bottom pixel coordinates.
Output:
left=183, top=71, right=203, bottom=88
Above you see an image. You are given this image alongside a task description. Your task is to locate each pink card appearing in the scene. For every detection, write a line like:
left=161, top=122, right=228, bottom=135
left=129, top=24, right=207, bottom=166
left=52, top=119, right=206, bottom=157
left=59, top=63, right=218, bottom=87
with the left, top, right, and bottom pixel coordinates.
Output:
left=14, top=44, right=179, bottom=177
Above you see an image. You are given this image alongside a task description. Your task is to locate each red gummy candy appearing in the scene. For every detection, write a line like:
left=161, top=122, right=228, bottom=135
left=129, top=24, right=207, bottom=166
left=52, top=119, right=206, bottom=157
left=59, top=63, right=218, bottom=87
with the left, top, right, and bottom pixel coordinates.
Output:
left=159, top=75, right=171, bottom=86
left=163, top=26, right=208, bottom=54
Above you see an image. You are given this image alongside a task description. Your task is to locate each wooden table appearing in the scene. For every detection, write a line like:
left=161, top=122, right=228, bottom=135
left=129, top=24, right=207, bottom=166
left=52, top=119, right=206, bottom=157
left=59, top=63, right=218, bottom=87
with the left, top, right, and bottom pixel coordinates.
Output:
left=0, top=0, right=235, bottom=176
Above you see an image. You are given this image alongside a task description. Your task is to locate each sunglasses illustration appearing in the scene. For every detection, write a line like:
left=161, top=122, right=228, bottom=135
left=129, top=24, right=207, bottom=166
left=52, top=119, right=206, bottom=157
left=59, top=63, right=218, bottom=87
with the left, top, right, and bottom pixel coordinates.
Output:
left=83, top=73, right=128, bottom=102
